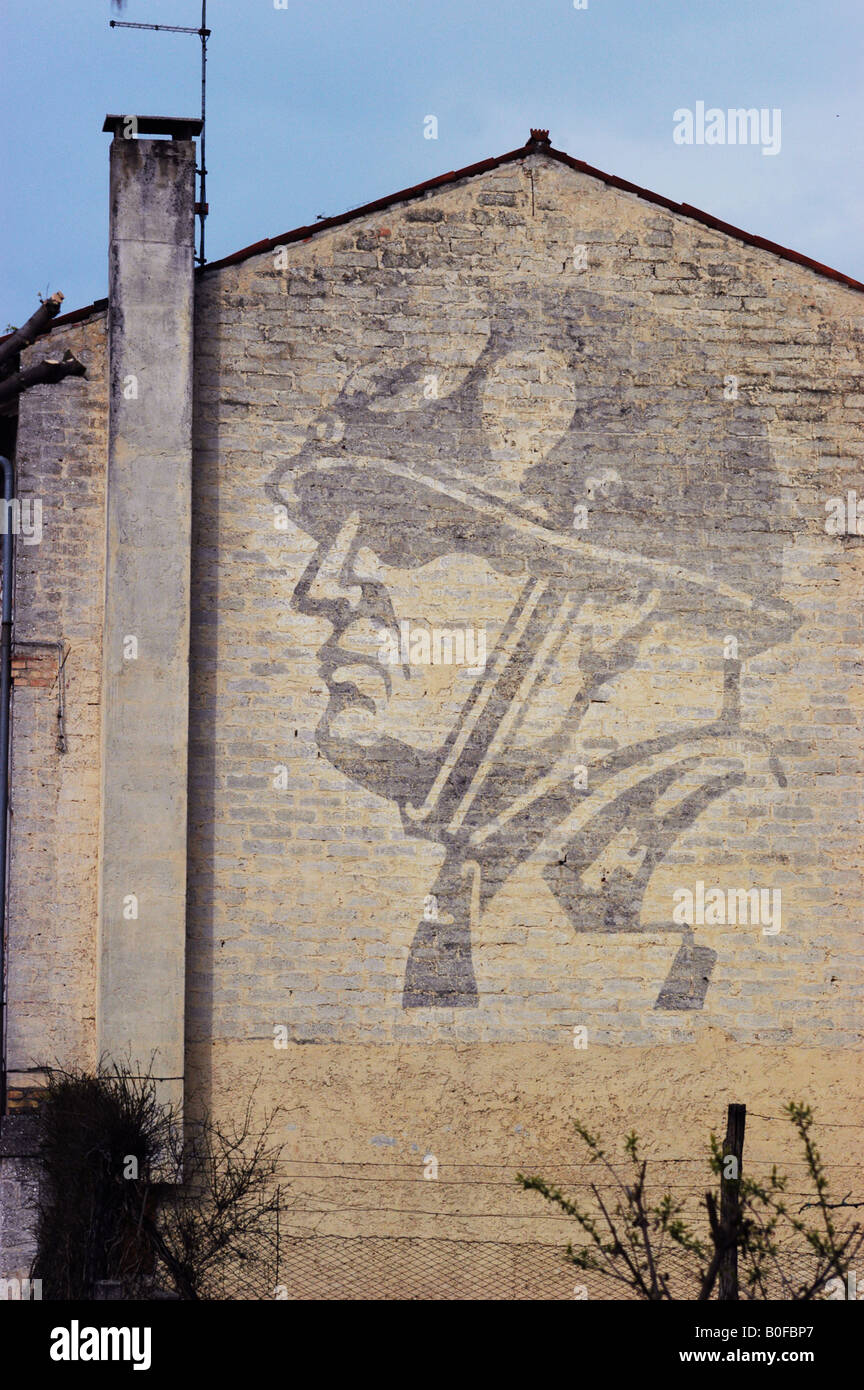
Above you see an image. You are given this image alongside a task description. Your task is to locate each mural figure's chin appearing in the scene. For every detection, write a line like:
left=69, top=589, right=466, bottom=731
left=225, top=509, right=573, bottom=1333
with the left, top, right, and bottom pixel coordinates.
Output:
left=324, top=704, right=381, bottom=748
left=317, top=714, right=443, bottom=808
left=316, top=709, right=393, bottom=782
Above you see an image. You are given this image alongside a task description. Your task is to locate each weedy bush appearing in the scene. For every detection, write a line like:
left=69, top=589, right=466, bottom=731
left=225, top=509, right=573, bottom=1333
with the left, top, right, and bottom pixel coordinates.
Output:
left=518, top=1103, right=864, bottom=1300
left=30, top=1060, right=284, bottom=1300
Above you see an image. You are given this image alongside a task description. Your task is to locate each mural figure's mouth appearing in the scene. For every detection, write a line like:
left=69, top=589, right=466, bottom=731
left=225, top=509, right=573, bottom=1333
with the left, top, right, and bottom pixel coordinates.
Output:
left=317, top=638, right=393, bottom=717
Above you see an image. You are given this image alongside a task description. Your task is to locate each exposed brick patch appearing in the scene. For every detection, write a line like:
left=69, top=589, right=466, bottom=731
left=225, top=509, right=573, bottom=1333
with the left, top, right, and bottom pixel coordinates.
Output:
left=5, top=1087, right=47, bottom=1113
left=11, top=651, right=56, bottom=689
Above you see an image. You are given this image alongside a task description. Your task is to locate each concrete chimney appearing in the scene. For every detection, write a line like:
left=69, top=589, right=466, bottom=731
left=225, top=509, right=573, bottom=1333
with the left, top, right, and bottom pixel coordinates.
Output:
left=97, top=116, right=202, bottom=1114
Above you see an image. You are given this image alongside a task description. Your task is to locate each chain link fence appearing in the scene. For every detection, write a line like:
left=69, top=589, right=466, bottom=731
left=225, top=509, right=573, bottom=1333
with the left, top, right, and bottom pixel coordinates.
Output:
left=200, top=1192, right=856, bottom=1301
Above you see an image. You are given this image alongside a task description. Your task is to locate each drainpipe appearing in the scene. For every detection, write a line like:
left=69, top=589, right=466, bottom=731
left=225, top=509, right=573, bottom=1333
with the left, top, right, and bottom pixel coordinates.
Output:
left=0, top=455, right=13, bottom=1116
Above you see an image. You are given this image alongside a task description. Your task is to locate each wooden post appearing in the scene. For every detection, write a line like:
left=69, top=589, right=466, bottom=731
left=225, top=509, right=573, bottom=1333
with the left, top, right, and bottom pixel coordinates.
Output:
left=275, top=1183, right=281, bottom=1295
left=719, top=1102, right=746, bottom=1300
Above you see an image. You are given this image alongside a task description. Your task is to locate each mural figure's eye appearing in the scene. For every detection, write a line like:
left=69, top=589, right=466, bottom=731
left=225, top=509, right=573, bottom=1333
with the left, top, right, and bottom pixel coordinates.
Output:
left=312, top=413, right=345, bottom=444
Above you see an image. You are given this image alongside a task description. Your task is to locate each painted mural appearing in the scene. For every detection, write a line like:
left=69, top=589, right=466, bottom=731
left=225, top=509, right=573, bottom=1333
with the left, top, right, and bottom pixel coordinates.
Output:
left=268, top=288, right=798, bottom=1011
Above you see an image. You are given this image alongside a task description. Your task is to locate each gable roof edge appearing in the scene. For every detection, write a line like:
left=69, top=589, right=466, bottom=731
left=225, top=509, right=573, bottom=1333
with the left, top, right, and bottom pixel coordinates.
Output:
left=199, top=137, right=864, bottom=295
left=14, top=134, right=863, bottom=346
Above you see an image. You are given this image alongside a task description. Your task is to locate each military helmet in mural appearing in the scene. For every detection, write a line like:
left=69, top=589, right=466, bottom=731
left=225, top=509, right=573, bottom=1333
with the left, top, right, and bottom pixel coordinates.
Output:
left=268, top=284, right=800, bottom=1011
left=268, top=286, right=797, bottom=656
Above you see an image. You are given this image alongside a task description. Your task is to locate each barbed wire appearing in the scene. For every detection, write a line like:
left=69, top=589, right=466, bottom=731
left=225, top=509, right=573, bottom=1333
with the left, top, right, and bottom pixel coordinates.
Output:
left=274, top=1199, right=864, bottom=1219
left=272, top=1148, right=864, bottom=1165
left=271, top=1157, right=864, bottom=1171
left=747, top=1112, right=864, bottom=1129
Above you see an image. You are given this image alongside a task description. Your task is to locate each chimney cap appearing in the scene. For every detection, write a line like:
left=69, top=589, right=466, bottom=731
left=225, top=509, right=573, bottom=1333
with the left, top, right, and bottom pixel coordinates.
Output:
left=103, top=114, right=203, bottom=139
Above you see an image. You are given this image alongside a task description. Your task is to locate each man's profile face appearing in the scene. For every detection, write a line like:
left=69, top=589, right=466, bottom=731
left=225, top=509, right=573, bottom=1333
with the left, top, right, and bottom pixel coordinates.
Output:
left=295, top=513, right=529, bottom=756
left=292, top=506, right=716, bottom=794
left=268, top=286, right=796, bottom=1011
left=280, top=309, right=784, bottom=837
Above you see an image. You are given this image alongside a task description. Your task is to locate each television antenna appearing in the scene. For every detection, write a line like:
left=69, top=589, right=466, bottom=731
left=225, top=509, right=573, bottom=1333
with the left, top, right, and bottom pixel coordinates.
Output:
left=109, top=2, right=211, bottom=265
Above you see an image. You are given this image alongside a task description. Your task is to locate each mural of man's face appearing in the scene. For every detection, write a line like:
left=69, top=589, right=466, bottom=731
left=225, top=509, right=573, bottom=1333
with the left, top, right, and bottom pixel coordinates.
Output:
left=294, top=513, right=529, bottom=756
left=292, top=505, right=684, bottom=811
left=272, top=293, right=797, bottom=1010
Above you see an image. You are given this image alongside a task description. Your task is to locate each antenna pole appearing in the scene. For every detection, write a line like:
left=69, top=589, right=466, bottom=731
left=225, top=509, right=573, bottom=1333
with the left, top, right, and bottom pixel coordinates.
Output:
left=198, top=0, right=207, bottom=265
left=109, top=5, right=211, bottom=265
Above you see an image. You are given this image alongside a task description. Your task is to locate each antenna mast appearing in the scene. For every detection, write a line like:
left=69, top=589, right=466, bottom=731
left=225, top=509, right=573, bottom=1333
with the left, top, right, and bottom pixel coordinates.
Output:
left=110, top=2, right=211, bottom=265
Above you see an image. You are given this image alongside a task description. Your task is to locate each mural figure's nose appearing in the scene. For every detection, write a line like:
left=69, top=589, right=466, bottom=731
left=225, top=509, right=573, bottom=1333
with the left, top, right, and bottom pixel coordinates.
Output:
left=293, top=513, right=364, bottom=618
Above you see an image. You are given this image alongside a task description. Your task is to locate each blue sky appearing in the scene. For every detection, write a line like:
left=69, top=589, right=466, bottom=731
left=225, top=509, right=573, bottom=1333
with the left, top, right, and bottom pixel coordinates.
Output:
left=2, top=0, right=862, bottom=325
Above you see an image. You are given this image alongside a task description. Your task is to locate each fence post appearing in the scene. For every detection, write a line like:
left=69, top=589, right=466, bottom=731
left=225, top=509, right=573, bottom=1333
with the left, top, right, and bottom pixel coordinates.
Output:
left=719, top=1103, right=746, bottom=1300
left=275, top=1183, right=281, bottom=1296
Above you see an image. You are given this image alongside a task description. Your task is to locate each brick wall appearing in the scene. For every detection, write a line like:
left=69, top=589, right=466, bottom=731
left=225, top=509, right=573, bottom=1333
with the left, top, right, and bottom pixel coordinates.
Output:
left=4, top=152, right=862, bottom=1277
left=187, top=154, right=863, bottom=1048
left=182, top=154, right=863, bottom=1255
left=6, top=312, right=108, bottom=1092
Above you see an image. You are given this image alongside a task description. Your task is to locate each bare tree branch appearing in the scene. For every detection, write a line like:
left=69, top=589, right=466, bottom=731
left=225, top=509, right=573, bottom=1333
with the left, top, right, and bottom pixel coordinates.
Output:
left=798, top=1192, right=864, bottom=1213
left=519, top=1104, right=863, bottom=1302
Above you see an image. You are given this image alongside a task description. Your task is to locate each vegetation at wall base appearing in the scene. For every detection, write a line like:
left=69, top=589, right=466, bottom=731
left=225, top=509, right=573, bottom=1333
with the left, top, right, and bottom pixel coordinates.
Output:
left=517, top=1103, right=863, bottom=1300
left=30, top=1060, right=285, bottom=1300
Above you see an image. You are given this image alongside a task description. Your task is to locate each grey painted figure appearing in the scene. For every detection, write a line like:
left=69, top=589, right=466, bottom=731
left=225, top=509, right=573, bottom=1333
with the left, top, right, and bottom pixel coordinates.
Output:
left=269, top=290, right=798, bottom=1011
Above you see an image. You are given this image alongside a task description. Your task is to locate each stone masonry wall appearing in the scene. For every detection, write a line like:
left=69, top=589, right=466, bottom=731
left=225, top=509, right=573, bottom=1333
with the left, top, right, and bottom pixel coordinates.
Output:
left=183, top=153, right=862, bottom=1261
left=3, top=151, right=862, bottom=1285
left=6, top=312, right=108, bottom=1094
left=188, top=153, right=863, bottom=1046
